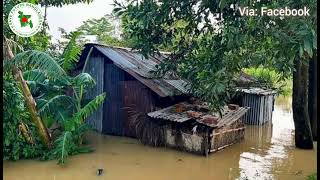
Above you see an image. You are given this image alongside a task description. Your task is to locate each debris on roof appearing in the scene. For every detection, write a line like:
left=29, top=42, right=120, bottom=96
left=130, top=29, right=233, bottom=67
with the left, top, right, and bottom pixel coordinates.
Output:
left=147, top=101, right=249, bottom=128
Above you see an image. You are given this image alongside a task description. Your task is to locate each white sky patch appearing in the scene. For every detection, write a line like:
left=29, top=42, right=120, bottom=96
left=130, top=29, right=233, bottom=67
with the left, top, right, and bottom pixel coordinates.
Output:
left=46, top=0, right=116, bottom=42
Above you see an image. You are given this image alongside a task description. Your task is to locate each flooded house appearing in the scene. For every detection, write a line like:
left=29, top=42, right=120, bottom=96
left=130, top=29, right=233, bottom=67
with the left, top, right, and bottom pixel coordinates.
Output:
left=147, top=101, right=249, bottom=155
left=75, top=43, right=190, bottom=137
left=75, top=43, right=255, bottom=155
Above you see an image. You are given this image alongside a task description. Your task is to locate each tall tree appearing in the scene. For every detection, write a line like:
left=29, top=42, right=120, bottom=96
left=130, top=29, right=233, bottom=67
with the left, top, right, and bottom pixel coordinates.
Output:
left=308, top=54, right=317, bottom=140
left=76, top=15, right=127, bottom=46
left=115, top=0, right=316, bottom=149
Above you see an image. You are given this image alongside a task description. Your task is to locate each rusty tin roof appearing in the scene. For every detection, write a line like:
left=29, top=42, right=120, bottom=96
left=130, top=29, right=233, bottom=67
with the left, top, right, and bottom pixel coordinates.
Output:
left=78, top=43, right=190, bottom=97
left=236, top=87, right=277, bottom=95
left=147, top=102, right=249, bottom=128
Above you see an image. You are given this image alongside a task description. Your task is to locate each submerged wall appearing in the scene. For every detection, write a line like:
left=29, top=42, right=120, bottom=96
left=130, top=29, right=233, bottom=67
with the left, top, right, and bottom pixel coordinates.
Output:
left=162, top=118, right=245, bottom=155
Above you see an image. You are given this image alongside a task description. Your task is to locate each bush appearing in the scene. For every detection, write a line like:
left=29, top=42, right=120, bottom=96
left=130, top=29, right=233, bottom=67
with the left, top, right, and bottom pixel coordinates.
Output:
left=307, top=173, right=317, bottom=180
left=3, top=78, right=45, bottom=160
left=244, top=67, right=292, bottom=96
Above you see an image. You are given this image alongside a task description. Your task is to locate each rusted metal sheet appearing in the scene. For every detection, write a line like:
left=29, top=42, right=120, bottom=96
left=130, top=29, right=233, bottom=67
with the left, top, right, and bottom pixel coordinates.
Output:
left=147, top=105, right=192, bottom=123
left=121, top=80, right=156, bottom=137
left=90, top=44, right=190, bottom=97
left=236, top=87, right=277, bottom=96
left=147, top=102, right=249, bottom=128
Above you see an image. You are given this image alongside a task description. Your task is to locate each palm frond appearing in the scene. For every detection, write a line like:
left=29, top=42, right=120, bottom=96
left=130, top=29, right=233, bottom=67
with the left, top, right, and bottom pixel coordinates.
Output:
left=38, top=95, right=76, bottom=122
left=52, top=131, right=73, bottom=165
left=12, top=50, right=67, bottom=80
left=71, top=73, right=96, bottom=99
left=74, top=93, right=106, bottom=123
left=72, top=73, right=96, bottom=88
left=23, top=69, right=47, bottom=83
left=61, top=31, right=83, bottom=72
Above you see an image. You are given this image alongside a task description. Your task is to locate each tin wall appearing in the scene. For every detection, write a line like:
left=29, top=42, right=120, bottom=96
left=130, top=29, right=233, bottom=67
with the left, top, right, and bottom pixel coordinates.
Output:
left=242, top=94, right=275, bottom=125
left=84, top=56, right=105, bottom=132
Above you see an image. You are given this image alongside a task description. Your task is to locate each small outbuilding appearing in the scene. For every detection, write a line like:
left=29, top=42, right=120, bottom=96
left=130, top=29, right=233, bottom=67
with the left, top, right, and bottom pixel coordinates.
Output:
left=234, top=87, right=277, bottom=125
left=146, top=101, right=249, bottom=155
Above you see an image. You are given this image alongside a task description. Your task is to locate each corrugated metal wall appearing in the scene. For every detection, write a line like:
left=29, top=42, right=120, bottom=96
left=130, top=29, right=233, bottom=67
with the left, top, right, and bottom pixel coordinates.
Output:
left=242, top=93, right=274, bottom=125
left=122, top=80, right=157, bottom=137
left=103, top=63, right=125, bottom=135
left=82, top=51, right=185, bottom=137
left=84, top=56, right=105, bottom=132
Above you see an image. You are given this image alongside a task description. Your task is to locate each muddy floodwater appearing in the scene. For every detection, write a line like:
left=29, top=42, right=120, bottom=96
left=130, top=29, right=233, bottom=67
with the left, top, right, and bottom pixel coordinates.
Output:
left=3, top=96, right=317, bottom=180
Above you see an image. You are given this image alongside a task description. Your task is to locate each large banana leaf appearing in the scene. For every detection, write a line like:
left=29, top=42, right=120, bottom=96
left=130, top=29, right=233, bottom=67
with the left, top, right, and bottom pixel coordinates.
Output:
left=23, top=69, right=47, bottom=83
left=61, top=31, right=83, bottom=72
left=52, top=131, right=73, bottom=165
left=37, top=95, right=76, bottom=124
left=11, top=50, right=67, bottom=80
left=73, top=93, right=106, bottom=125
left=71, top=73, right=96, bottom=101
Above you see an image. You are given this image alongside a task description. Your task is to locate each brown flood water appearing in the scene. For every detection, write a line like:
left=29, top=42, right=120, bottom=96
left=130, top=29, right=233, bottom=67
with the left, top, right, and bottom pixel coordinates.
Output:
left=3, top=96, right=317, bottom=180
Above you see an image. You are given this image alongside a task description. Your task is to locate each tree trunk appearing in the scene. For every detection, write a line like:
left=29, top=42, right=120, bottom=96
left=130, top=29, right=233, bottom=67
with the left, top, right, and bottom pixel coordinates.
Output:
left=42, top=5, right=47, bottom=34
left=292, top=56, right=313, bottom=149
left=308, top=54, right=317, bottom=141
left=5, top=40, right=51, bottom=148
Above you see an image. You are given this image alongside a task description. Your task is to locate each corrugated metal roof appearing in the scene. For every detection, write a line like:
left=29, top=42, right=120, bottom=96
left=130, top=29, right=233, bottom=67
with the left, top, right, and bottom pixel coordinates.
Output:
left=83, top=44, right=190, bottom=97
left=236, top=87, right=277, bottom=95
left=147, top=102, right=249, bottom=128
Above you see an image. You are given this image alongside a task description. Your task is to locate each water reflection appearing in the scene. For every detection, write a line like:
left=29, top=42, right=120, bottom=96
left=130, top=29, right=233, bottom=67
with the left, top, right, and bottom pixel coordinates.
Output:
left=3, top=96, right=317, bottom=180
left=236, top=96, right=313, bottom=180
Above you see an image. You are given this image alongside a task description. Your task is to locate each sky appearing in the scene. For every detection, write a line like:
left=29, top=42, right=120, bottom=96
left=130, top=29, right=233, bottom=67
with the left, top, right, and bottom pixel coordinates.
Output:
left=46, top=0, right=116, bottom=42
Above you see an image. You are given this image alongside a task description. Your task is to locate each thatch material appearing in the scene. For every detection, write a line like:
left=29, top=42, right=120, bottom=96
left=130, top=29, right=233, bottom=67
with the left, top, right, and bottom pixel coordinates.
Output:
left=133, top=114, right=166, bottom=147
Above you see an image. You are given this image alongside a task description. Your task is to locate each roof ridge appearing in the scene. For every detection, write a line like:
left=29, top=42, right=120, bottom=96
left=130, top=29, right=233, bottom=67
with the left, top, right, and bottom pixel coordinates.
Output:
left=85, top=43, right=172, bottom=55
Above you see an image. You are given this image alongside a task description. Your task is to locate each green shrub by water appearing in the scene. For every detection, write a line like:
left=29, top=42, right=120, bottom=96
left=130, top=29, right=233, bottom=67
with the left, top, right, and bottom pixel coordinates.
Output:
left=3, top=78, right=46, bottom=160
left=307, top=173, right=317, bottom=180
left=244, top=67, right=292, bottom=96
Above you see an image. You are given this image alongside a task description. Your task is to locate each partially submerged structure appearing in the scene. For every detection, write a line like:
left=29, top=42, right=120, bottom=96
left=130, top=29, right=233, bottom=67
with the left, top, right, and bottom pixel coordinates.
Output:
left=232, top=73, right=277, bottom=125
left=234, top=87, right=277, bottom=125
left=75, top=43, right=275, bottom=155
left=147, top=101, right=248, bottom=155
left=75, top=43, right=190, bottom=137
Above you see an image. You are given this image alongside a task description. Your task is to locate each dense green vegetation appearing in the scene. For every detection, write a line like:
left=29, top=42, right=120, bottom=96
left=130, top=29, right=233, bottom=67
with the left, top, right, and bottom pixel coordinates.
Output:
left=3, top=0, right=105, bottom=164
left=244, top=67, right=292, bottom=96
left=3, top=79, right=46, bottom=160
left=114, top=0, right=316, bottom=148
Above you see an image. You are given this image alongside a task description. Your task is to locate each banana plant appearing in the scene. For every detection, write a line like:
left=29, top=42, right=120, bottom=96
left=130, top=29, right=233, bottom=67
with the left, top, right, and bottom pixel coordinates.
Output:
left=5, top=31, right=106, bottom=164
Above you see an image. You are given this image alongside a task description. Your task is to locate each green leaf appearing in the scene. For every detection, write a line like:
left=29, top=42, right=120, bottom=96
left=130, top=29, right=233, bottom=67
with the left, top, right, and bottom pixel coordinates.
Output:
left=299, top=45, right=304, bottom=57
left=56, top=131, right=72, bottom=165
left=72, top=73, right=95, bottom=88
left=74, top=93, right=106, bottom=123
left=12, top=50, right=67, bottom=80
left=304, top=38, right=313, bottom=57
left=219, top=0, right=227, bottom=9
left=61, top=31, right=82, bottom=71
